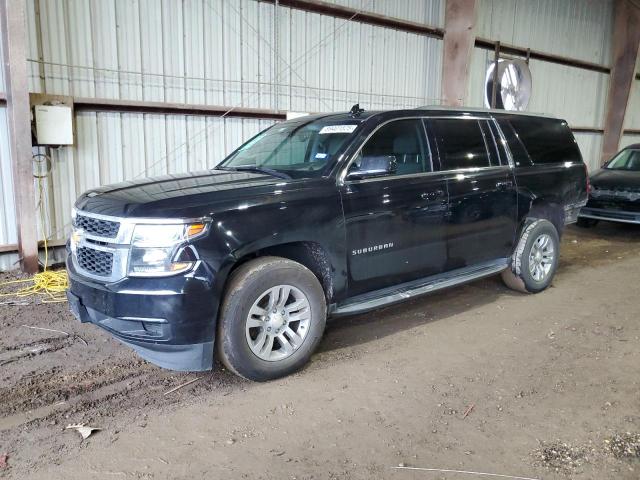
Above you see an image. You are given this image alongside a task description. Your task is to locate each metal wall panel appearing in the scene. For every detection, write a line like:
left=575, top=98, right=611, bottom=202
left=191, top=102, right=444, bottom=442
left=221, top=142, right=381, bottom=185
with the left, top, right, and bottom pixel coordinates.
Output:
left=276, top=6, right=443, bottom=112
left=0, top=0, right=619, bottom=268
left=26, top=0, right=444, bottom=110
left=620, top=135, right=640, bottom=150
left=574, top=133, right=604, bottom=172
left=0, top=16, right=16, bottom=269
left=476, top=0, right=614, bottom=65
left=0, top=106, right=19, bottom=270
left=326, top=0, right=445, bottom=27
left=1, top=0, right=442, bottom=256
left=623, top=58, right=640, bottom=130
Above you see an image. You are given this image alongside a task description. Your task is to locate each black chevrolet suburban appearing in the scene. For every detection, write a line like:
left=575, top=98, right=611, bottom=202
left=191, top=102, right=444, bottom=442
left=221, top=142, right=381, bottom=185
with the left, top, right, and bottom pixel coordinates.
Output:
left=67, top=107, right=588, bottom=381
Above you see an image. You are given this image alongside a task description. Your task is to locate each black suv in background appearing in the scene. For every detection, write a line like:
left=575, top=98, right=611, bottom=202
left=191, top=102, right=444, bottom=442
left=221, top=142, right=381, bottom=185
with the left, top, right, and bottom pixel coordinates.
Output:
left=67, top=107, right=588, bottom=381
left=578, top=144, right=640, bottom=226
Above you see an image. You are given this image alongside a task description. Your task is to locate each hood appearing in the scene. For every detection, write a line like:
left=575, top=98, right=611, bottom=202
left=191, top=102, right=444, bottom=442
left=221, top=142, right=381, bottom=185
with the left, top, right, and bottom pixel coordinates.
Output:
left=590, top=168, right=640, bottom=191
left=75, top=169, right=298, bottom=218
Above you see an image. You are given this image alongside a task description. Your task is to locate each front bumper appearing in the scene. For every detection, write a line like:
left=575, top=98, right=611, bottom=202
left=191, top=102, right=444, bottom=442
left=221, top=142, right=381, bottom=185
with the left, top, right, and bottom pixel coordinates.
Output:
left=66, top=254, right=217, bottom=371
left=578, top=207, right=640, bottom=225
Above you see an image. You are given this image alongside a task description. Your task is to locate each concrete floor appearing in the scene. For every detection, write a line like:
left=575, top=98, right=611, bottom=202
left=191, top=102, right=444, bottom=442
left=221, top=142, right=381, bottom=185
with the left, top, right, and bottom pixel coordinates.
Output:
left=1, top=223, right=639, bottom=479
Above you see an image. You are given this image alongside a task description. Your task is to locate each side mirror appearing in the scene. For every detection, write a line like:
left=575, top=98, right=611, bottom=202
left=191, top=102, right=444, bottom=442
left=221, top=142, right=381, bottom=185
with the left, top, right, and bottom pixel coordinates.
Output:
left=346, top=155, right=397, bottom=180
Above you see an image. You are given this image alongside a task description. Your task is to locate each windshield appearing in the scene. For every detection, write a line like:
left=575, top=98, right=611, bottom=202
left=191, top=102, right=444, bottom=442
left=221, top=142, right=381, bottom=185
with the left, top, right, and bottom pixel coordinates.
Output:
left=606, top=149, right=640, bottom=171
left=218, top=119, right=359, bottom=178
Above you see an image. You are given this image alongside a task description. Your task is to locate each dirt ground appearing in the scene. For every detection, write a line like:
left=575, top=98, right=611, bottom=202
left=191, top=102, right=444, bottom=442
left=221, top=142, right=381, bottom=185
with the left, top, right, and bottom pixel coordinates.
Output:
left=1, top=223, right=639, bottom=480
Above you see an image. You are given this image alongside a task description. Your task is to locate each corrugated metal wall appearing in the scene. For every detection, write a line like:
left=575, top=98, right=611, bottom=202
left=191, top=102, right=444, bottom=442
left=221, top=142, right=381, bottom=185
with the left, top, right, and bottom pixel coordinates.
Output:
left=0, top=0, right=633, bottom=270
left=0, top=14, right=20, bottom=269
left=469, top=0, right=614, bottom=171
left=4, top=0, right=444, bottom=268
left=621, top=56, right=640, bottom=150
left=475, top=0, right=613, bottom=65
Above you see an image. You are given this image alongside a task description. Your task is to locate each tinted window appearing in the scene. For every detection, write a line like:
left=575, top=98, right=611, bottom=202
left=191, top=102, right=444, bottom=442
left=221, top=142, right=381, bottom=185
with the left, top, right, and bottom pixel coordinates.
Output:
left=479, top=120, right=502, bottom=166
left=356, top=119, right=431, bottom=176
left=485, top=121, right=510, bottom=166
left=430, top=119, right=491, bottom=170
left=508, top=117, right=582, bottom=164
left=496, top=119, right=533, bottom=167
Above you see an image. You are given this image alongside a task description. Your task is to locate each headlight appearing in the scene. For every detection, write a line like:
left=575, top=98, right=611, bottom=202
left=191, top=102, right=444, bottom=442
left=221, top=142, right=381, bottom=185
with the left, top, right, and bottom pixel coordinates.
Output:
left=128, top=222, right=206, bottom=277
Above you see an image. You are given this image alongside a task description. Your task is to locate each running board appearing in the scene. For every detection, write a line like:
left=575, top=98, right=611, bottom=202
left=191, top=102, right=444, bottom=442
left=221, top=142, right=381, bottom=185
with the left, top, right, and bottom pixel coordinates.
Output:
left=332, top=258, right=509, bottom=316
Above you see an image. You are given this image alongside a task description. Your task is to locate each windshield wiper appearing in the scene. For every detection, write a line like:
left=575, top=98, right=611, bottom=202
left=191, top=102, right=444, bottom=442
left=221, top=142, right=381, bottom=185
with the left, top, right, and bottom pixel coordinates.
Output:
left=224, top=165, right=291, bottom=179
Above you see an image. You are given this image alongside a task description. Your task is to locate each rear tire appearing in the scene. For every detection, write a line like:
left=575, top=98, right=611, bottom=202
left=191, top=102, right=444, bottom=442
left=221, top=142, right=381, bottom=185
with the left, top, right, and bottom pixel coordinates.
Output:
left=576, top=217, right=598, bottom=228
left=501, top=219, right=560, bottom=294
left=217, top=256, right=326, bottom=381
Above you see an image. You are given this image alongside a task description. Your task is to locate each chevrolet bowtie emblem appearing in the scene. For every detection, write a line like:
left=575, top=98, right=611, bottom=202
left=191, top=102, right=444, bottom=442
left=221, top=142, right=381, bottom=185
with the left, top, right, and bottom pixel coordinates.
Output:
left=70, top=229, right=85, bottom=253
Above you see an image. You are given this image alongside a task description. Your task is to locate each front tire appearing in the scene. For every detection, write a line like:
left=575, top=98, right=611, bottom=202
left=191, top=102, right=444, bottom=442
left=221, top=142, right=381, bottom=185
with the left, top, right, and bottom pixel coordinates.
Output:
left=501, top=219, right=560, bottom=294
left=217, top=257, right=326, bottom=381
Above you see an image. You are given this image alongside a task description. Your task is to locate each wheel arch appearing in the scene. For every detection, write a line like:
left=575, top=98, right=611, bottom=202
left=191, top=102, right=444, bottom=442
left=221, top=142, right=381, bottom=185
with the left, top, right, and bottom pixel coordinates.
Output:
left=223, top=240, right=336, bottom=305
left=521, top=196, right=565, bottom=237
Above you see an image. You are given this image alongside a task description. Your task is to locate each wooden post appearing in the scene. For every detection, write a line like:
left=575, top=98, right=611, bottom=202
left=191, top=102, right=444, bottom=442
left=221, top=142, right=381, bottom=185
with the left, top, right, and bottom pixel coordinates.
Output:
left=0, top=0, right=39, bottom=273
left=601, top=0, right=640, bottom=165
left=441, top=0, right=478, bottom=106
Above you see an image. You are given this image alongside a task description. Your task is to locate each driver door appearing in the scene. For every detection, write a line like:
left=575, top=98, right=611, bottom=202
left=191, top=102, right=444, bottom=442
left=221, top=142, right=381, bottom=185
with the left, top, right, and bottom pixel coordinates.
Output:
left=339, top=118, right=450, bottom=297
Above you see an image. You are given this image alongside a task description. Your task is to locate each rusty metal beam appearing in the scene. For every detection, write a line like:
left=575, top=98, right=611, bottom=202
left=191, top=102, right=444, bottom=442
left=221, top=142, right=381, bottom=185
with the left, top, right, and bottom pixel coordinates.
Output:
left=441, top=0, right=478, bottom=106
left=571, top=127, right=604, bottom=134
left=474, top=38, right=611, bottom=74
left=0, top=0, right=39, bottom=273
left=0, top=238, right=66, bottom=254
left=601, top=0, right=640, bottom=164
left=74, top=97, right=288, bottom=120
left=257, top=0, right=445, bottom=38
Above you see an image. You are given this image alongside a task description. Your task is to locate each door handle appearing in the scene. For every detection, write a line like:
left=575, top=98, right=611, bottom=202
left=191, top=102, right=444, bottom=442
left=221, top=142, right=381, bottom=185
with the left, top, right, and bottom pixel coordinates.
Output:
left=421, top=189, right=444, bottom=200
left=496, top=180, right=514, bottom=191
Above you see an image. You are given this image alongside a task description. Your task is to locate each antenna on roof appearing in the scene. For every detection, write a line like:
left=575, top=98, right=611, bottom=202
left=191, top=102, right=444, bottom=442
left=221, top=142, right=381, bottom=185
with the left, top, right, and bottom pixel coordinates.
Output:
left=349, top=103, right=365, bottom=118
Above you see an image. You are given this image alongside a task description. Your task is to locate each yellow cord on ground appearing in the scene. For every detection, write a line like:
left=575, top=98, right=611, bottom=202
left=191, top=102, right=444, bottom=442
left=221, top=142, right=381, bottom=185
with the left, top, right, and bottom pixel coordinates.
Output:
left=0, top=168, right=68, bottom=304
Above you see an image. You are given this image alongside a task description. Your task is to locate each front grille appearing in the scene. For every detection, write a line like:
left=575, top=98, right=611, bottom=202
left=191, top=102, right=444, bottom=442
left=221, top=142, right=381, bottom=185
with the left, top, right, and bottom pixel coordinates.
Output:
left=75, top=214, right=120, bottom=238
left=76, top=247, right=113, bottom=276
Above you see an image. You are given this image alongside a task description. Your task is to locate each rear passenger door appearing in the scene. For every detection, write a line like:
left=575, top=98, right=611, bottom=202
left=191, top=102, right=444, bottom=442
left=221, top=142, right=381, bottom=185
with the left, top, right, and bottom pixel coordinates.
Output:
left=428, top=117, right=517, bottom=269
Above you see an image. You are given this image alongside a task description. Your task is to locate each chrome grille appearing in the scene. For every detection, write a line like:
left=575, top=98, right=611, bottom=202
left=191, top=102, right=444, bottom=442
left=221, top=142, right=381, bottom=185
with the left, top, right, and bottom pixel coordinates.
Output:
left=76, top=247, right=114, bottom=277
left=75, top=214, right=120, bottom=238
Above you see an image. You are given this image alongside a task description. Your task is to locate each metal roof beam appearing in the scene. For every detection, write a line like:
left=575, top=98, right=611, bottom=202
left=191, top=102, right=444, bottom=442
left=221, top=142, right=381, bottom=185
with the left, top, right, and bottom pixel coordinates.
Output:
left=73, top=98, right=288, bottom=120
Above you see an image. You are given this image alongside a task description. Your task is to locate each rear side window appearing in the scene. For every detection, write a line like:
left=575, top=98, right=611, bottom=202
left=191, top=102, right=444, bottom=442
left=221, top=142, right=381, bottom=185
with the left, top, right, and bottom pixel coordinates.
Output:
left=507, top=117, right=581, bottom=165
left=430, top=119, right=491, bottom=170
left=496, top=119, right=533, bottom=167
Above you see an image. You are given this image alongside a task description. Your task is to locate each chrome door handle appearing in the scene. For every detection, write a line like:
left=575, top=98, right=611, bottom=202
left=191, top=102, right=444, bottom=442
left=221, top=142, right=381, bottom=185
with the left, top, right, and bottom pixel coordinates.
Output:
left=496, top=180, right=513, bottom=191
left=421, top=189, right=444, bottom=200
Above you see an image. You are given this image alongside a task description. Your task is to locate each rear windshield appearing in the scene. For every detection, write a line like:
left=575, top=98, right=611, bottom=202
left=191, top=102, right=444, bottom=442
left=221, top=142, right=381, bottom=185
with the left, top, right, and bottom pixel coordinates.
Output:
left=504, top=117, right=582, bottom=165
left=605, top=148, right=640, bottom=171
left=218, top=118, right=359, bottom=178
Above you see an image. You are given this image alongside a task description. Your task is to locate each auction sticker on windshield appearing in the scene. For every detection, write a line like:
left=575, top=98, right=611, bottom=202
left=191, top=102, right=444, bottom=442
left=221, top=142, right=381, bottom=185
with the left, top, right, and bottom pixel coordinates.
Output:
left=319, top=125, right=357, bottom=134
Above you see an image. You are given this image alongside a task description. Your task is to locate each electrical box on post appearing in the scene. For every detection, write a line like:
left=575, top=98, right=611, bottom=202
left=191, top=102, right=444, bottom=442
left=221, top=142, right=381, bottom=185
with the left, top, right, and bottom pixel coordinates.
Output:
left=30, top=94, right=74, bottom=146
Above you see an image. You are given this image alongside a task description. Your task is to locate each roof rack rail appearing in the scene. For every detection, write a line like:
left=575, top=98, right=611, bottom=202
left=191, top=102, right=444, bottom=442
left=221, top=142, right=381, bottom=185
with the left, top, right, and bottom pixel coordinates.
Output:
left=415, top=105, right=554, bottom=119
